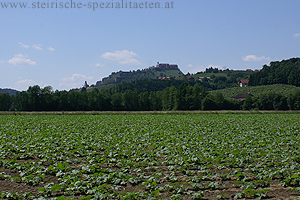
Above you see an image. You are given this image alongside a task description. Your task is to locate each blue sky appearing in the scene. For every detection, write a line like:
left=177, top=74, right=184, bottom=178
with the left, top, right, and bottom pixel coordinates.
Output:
left=1, top=0, right=300, bottom=91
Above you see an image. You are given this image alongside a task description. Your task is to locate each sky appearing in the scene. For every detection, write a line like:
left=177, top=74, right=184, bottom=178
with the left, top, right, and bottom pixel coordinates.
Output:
left=1, top=0, right=300, bottom=91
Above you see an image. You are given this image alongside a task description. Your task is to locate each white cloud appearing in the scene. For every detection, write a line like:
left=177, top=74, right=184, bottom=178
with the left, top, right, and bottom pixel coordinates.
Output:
left=8, top=54, right=36, bottom=66
left=101, top=50, right=141, bottom=65
left=18, top=42, right=30, bottom=49
left=90, top=63, right=105, bottom=67
left=294, top=33, right=300, bottom=38
left=61, top=74, right=94, bottom=82
left=95, top=63, right=104, bottom=67
left=0, top=60, right=4, bottom=64
left=14, top=79, right=39, bottom=91
left=242, top=55, right=271, bottom=62
left=15, top=79, right=38, bottom=85
left=33, top=44, right=43, bottom=50
left=48, top=47, right=55, bottom=51
left=59, top=74, right=94, bottom=89
left=187, top=64, right=193, bottom=68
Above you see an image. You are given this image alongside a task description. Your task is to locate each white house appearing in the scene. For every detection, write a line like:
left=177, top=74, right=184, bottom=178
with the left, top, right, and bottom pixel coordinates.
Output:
left=238, top=79, right=249, bottom=87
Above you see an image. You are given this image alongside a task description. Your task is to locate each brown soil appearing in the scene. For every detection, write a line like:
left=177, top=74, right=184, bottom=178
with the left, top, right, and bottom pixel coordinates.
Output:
left=1, top=164, right=300, bottom=200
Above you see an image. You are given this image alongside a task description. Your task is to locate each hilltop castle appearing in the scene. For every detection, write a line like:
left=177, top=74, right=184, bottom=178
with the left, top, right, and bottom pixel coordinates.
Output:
left=95, top=62, right=181, bottom=86
left=155, top=62, right=179, bottom=70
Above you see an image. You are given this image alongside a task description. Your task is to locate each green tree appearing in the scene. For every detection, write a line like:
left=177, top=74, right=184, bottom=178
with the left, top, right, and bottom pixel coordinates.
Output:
left=149, top=91, right=162, bottom=111
left=168, top=86, right=177, bottom=110
left=191, top=84, right=207, bottom=110
left=214, top=92, right=225, bottom=110
left=175, top=82, right=190, bottom=110
left=27, top=85, right=41, bottom=111
left=184, top=84, right=194, bottom=110
left=15, top=91, right=29, bottom=111
left=161, top=87, right=171, bottom=110
left=242, top=95, right=253, bottom=110
left=58, top=90, right=70, bottom=111
left=40, top=86, right=54, bottom=111
left=88, top=88, right=99, bottom=110
left=223, top=98, right=241, bottom=110
left=139, top=92, right=150, bottom=111
left=68, top=90, right=81, bottom=110
left=258, top=92, right=276, bottom=110
left=273, top=94, right=289, bottom=110
left=287, top=90, right=300, bottom=110
left=111, top=93, right=123, bottom=111
left=161, top=86, right=177, bottom=110
left=201, top=94, right=218, bottom=110
left=122, top=90, right=139, bottom=111
left=0, top=93, right=11, bottom=111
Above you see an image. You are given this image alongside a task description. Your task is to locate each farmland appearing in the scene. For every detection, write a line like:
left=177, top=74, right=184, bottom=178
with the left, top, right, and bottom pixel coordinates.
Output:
left=0, top=114, right=300, bottom=199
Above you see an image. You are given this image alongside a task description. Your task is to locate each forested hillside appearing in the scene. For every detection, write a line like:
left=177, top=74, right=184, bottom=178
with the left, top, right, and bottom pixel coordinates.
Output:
left=249, top=57, right=300, bottom=86
left=0, top=88, right=19, bottom=95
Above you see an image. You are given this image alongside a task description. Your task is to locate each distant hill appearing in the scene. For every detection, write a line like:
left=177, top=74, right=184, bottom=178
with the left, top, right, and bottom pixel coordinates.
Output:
left=210, top=84, right=299, bottom=98
left=0, top=88, right=19, bottom=95
left=249, top=57, right=300, bottom=87
left=93, top=64, right=258, bottom=92
left=95, top=63, right=184, bottom=86
left=93, top=69, right=258, bottom=95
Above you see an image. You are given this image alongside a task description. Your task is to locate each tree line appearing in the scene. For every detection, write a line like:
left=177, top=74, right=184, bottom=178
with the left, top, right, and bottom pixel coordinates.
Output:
left=1, top=83, right=300, bottom=111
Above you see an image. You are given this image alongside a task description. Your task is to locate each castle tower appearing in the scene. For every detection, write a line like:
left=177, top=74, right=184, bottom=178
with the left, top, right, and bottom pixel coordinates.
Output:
left=84, top=81, right=89, bottom=88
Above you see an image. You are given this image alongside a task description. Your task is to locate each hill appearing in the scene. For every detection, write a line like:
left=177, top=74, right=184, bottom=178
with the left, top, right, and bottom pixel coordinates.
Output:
left=93, top=65, right=257, bottom=92
left=210, top=84, right=299, bottom=98
left=93, top=69, right=258, bottom=95
left=95, top=62, right=184, bottom=86
left=0, top=88, right=19, bottom=95
left=249, top=57, right=300, bottom=87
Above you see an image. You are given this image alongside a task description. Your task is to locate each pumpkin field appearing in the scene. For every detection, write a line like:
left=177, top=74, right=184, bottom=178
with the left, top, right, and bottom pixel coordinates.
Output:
left=0, top=113, right=300, bottom=199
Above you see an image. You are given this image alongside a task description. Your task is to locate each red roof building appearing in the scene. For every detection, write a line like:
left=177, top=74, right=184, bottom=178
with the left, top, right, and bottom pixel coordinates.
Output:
left=238, top=79, right=249, bottom=87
